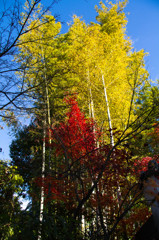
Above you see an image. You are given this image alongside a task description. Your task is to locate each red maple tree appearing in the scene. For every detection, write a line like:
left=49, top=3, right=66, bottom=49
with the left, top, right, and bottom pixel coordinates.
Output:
left=35, top=97, right=156, bottom=239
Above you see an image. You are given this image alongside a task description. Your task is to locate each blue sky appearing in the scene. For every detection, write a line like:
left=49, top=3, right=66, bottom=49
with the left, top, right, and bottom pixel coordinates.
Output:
left=0, top=0, right=159, bottom=160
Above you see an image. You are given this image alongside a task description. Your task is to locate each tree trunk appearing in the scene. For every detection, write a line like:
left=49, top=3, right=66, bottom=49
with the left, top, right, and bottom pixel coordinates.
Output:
left=38, top=113, right=46, bottom=240
left=87, top=69, right=95, bottom=119
left=102, top=74, right=114, bottom=146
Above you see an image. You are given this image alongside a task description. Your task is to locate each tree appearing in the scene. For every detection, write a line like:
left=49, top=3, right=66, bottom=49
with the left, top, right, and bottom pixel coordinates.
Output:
left=0, top=0, right=57, bottom=121
left=10, top=122, right=42, bottom=192
left=0, top=161, right=23, bottom=239
left=14, top=14, right=74, bottom=239
left=33, top=97, right=156, bottom=239
left=59, top=1, right=149, bottom=140
left=129, top=82, right=159, bottom=157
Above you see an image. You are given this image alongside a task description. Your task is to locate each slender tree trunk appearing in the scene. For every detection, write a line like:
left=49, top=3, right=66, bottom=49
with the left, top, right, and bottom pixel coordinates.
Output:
left=87, top=69, right=95, bottom=119
left=102, top=74, right=121, bottom=236
left=38, top=113, right=46, bottom=240
left=102, top=74, right=114, bottom=146
left=38, top=48, right=52, bottom=240
left=45, top=80, right=52, bottom=170
left=43, top=51, right=52, bottom=171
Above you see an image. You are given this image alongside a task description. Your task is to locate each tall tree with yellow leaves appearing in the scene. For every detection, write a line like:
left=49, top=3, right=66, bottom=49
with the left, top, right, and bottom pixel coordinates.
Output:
left=61, top=0, right=149, bottom=144
left=15, top=12, right=63, bottom=239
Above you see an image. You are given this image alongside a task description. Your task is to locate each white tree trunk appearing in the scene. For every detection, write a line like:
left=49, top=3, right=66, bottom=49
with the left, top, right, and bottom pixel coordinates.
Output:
left=102, top=74, right=114, bottom=146
left=38, top=115, right=46, bottom=240
left=87, top=69, right=95, bottom=119
left=38, top=47, right=51, bottom=240
left=102, top=74, right=121, bottom=203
